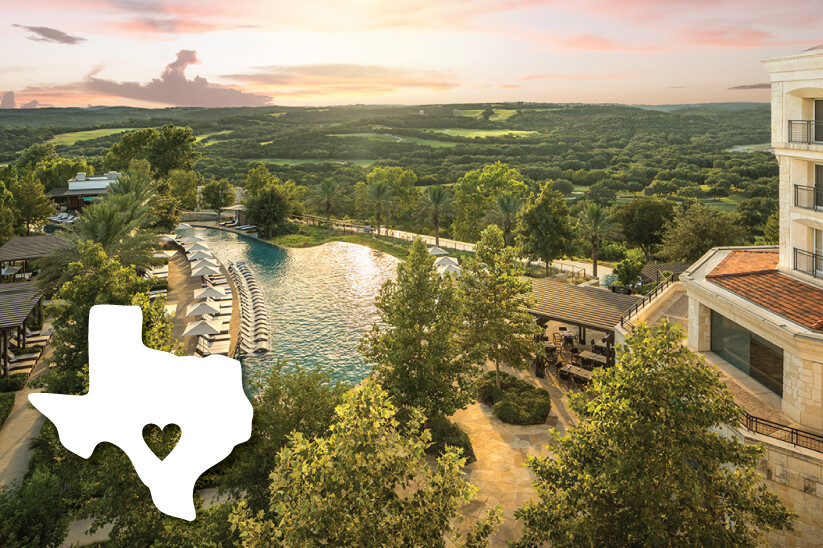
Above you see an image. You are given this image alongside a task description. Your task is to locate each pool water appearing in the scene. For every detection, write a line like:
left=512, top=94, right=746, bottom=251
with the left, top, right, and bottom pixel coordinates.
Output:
left=178, top=227, right=398, bottom=385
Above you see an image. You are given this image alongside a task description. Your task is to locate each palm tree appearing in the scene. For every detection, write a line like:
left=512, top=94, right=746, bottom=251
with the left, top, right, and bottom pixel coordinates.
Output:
left=315, top=179, right=338, bottom=225
left=577, top=202, right=619, bottom=278
left=420, top=185, right=451, bottom=246
left=488, top=192, right=522, bottom=247
left=37, top=196, right=159, bottom=290
left=364, top=180, right=394, bottom=236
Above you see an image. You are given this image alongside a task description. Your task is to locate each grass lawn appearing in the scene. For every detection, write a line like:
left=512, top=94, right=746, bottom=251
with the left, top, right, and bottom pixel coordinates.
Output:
left=267, top=225, right=413, bottom=260
left=329, top=133, right=458, bottom=148
left=49, top=127, right=138, bottom=146
left=196, top=130, right=233, bottom=143
left=265, top=112, right=286, bottom=117
left=427, top=128, right=538, bottom=139
left=249, top=158, right=376, bottom=166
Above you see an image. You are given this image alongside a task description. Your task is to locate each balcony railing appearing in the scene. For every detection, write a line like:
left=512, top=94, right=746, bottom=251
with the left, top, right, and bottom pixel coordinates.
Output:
left=741, top=410, right=823, bottom=454
left=788, top=120, right=823, bottom=144
left=793, top=184, right=823, bottom=210
left=794, top=248, right=823, bottom=279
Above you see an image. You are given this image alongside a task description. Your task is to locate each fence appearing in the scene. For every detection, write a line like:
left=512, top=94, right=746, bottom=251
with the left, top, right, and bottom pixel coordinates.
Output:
left=741, top=410, right=823, bottom=454
left=619, top=274, right=676, bottom=329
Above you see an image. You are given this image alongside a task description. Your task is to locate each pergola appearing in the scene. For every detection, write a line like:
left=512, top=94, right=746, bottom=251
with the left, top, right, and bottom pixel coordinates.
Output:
left=527, top=278, right=642, bottom=363
left=0, top=234, right=71, bottom=280
left=0, top=282, right=44, bottom=376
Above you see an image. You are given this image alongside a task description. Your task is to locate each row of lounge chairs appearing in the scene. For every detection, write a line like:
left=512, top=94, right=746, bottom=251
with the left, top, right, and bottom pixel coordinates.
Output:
left=5, top=325, right=53, bottom=376
left=195, top=268, right=233, bottom=358
left=48, top=212, right=76, bottom=223
left=228, top=260, right=270, bottom=354
left=218, top=219, right=257, bottom=232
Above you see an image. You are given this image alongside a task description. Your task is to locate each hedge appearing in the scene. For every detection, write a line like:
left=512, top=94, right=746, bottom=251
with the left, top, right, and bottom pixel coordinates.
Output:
left=0, top=392, right=15, bottom=429
left=0, top=374, right=27, bottom=393
left=426, top=414, right=476, bottom=464
left=477, top=371, right=552, bottom=425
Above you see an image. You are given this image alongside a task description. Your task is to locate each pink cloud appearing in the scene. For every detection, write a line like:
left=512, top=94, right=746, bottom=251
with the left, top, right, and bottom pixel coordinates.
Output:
left=682, top=27, right=816, bottom=48
left=521, top=73, right=635, bottom=81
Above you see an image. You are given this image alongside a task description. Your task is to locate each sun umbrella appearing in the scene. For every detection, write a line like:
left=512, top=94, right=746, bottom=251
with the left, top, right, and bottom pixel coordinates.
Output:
left=186, top=301, right=221, bottom=317
left=180, top=236, right=204, bottom=244
left=191, top=265, right=221, bottom=277
left=193, top=286, right=228, bottom=300
left=438, top=264, right=462, bottom=276
left=191, top=258, right=219, bottom=270
left=188, top=250, right=214, bottom=261
left=185, top=242, right=210, bottom=252
left=153, top=250, right=177, bottom=258
left=434, top=256, right=459, bottom=267
left=159, top=234, right=179, bottom=242
left=182, top=319, right=221, bottom=337
left=428, top=246, right=449, bottom=256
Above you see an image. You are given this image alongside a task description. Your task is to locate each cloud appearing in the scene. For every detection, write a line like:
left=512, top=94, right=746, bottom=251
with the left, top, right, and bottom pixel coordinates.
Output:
left=84, top=49, right=270, bottom=107
left=0, top=92, right=15, bottom=109
left=12, top=24, right=86, bottom=44
left=729, top=83, right=770, bottom=90
left=22, top=100, right=41, bottom=108
left=225, top=64, right=458, bottom=97
left=521, top=73, right=635, bottom=81
left=682, top=26, right=814, bottom=48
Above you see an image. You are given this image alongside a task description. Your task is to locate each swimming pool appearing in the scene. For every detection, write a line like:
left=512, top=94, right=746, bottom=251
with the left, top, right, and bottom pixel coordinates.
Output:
left=178, top=227, right=398, bottom=385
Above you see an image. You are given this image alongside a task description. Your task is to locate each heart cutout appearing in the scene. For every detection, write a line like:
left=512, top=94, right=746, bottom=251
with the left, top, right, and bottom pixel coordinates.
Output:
left=142, top=423, right=182, bottom=461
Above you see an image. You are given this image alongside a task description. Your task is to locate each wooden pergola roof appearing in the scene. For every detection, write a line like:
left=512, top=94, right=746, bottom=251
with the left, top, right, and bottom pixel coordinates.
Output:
left=528, top=278, right=642, bottom=334
left=0, top=235, right=71, bottom=263
left=0, top=282, right=43, bottom=330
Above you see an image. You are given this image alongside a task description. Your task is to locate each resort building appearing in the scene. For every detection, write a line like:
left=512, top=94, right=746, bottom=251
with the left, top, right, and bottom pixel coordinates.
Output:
left=679, top=49, right=823, bottom=545
left=47, top=171, right=122, bottom=211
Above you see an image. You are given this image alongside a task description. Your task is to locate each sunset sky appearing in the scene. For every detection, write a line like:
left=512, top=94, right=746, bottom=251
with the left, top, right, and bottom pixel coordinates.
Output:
left=2, top=0, right=823, bottom=108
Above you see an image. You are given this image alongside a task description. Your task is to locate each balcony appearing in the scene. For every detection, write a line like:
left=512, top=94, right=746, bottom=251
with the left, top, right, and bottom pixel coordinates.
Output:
left=793, top=184, right=823, bottom=210
left=788, top=120, right=823, bottom=144
left=794, top=248, right=823, bottom=279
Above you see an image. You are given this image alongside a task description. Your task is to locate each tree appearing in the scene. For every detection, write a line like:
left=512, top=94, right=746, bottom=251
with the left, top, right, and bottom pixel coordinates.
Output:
left=613, top=248, right=644, bottom=289
left=661, top=202, right=745, bottom=262
left=514, top=321, right=795, bottom=547
left=32, top=157, right=94, bottom=191
left=583, top=181, right=616, bottom=206
left=314, top=178, right=340, bottom=224
left=105, top=128, right=158, bottom=172
left=615, top=196, right=676, bottom=262
left=487, top=191, right=521, bottom=247
left=200, top=178, right=234, bottom=213
left=244, top=163, right=278, bottom=198
left=452, top=162, right=527, bottom=242
left=230, top=382, right=502, bottom=547
left=361, top=238, right=476, bottom=421
left=0, top=468, right=70, bottom=547
left=219, top=363, right=349, bottom=515
left=106, top=125, right=199, bottom=178
left=577, top=203, right=618, bottom=278
left=0, top=181, right=19, bottom=245
left=45, top=242, right=150, bottom=394
left=737, top=196, right=778, bottom=236
left=365, top=166, right=419, bottom=225
left=167, top=169, right=200, bottom=210
left=15, top=142, right=57, bottom=170
left=461, top=226, right=542, bottom=389
left=9, top=174, right=54, bottom=236
left=764, top=210, right=779, bottom=245
left=245, top=183, right=290, bottom=238
left=420, top=184, right=451, bottom=246
left=516, top=181, right=574, bottom=276
left=362, top=179, right=394, bottom=235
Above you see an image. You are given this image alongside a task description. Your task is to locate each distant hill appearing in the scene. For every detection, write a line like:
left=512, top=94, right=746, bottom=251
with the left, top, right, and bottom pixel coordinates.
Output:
left=631, top=102, right=769, bottom=113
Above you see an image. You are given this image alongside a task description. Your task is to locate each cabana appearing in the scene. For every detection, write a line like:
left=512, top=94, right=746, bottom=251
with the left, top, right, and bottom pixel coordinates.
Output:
left=0, top=282, right=44, bottom=376
left=0, top=235, right=71, bottom=281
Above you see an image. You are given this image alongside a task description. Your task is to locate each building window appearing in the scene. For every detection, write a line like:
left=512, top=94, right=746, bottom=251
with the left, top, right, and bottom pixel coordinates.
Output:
left=710, top=310, right=784, bottom=397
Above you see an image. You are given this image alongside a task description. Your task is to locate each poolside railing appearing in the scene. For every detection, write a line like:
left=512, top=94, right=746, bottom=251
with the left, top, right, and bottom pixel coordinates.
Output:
left=619, top=274, right=675, bottom=330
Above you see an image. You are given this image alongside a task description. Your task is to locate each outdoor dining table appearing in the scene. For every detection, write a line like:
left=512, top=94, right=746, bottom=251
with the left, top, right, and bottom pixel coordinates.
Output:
left=579, top=350, right=607, bottom=366
left=592, top=343, right=609, bottom=356
left=560, top=364, right=592, bottom=381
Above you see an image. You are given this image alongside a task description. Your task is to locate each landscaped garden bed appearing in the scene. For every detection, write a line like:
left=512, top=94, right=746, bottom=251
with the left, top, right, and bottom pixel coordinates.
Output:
left=0, top=392, right=15, bottom=429
left=476, top=371, right=552, bottom=425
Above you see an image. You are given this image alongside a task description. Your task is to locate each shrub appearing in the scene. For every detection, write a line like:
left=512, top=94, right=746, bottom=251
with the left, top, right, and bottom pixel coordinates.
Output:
left=272, top=222, right=300, bottom=236
left=0, top=374, right=27, bottom=393
left=21, top=345, right=43, bottom=355
left=476, top=371, right=552, bottom=425
left=0, top=392, right=14, bottom=429
left=148, top=278, right=169, bottom=291
left=426, top=414, right=475, bottom=464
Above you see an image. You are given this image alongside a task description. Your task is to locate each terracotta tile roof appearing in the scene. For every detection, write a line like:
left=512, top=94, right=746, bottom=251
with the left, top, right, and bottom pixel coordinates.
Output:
left=707, top=250, right=823, bottom=332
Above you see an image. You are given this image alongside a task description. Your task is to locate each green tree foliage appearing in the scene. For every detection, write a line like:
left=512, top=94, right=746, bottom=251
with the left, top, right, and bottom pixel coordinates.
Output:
left=313, top=178, right=340, bottom=224
left=32, top=157, right=94, bottom=191
left=365, top=166, right=419, bottom=226
left=45, top=242, right=149, bottom=394
left=245, top=183, right=290, bottom=238
left=131, top=293, right=179, bottom=354
left=487, top=191, right=521, bottom=247
left=461, top=226, right=542, bottom=388
left=615, top=196, right=676, bottom=262
left=514, top=321, right=795, bottom=547
left=244, top=162, right=278, bottom=198
left=661, top=202, right=745, bottom=262
left=106, top=125, right=198, bottom=178
left=230, top=382, right=502, bottom=547
left=0, top=181, right=19, bottom=245
left=0, top=468, right=70, bottom=547
left=166, top=169, right=201, bottom=210
left=105, top=128, right=158, bottom=172
left=15, top=142, right=58, bottom=171
left=219, top=363, right=349, bottom=515
left=361, top=238, right=476, bottom=421
left=453, top=162, right=527, bottom=242
left=361, top=178, right=394, bottom=235
left=200, top=178, right=235, bottom=212
left=583, top=181, right=616, bottom=206
left=516, top=181, right=573, bottom=275
left=613, top=248, right=644, bottom=289
left=764, top=210, right=779, bottom=245
left=576, top=202, right=618, bottom=278
left=419, top=184, right=451, bottom=246
left=9, top=173, right=54, bottom=236
left=737, top=196, right=778, bottom=236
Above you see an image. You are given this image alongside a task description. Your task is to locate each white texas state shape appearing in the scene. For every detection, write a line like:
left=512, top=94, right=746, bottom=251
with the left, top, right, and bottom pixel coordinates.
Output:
left=30, top=305, right=253, bottom=521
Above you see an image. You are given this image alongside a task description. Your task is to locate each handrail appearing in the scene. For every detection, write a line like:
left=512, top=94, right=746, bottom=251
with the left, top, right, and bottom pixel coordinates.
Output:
left=793, top=184, right=823, bottom=210
left=619, top=274, right=675, bottom=329
left=788, top=119, right=823, bottom=144
left=739, top=406, right=823, bottom=454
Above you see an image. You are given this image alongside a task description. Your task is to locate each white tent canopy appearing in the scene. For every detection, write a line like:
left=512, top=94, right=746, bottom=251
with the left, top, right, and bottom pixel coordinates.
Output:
left=188, top=250, right=214, bottom=261
left=182, top=319, right=221, bottom=337
left=193, top=286, right=228, bottom=300
left=191, top=265, right=221, bottom=277
left=191, top=258, right=219, bottom=270
left=160, top=234, right=179, bottom=242
left=438, top=264, right=462, bottom=276
left=180, top=236, right=204, bottom=244
left=186, top=301, right=221, bottom=317
left=428, top=246, right=449, bottom=256
left=434, top=256, right=459, bottom=267
left=184, top=242, right=210, bottom=252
